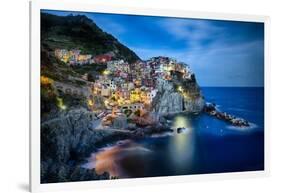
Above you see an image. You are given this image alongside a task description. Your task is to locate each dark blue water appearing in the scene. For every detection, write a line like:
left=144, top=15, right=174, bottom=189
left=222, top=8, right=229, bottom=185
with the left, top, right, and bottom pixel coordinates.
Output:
left=85, top=87, right=264, bottom=178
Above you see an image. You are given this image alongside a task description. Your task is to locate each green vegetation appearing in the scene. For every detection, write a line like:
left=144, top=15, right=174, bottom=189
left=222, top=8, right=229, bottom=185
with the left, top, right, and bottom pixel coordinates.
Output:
left=41, top=84, right=58, bottom=117
left=124, top=109, right=133, bottom=117
left=60, top=94, right=88, bottom=109
left=134, top=109, right=141, bottom=117
left=41, top=13, right=140, bottom=63
left=41, top=47, right=80, bottom=83
left=71, top=63, right=107, bottom=75
left=40, top=12, right=140, bottom=101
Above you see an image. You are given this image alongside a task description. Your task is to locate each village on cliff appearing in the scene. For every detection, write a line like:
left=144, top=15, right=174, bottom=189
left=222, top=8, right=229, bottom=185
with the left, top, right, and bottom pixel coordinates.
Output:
left=41, top=48, right=199, bottom=128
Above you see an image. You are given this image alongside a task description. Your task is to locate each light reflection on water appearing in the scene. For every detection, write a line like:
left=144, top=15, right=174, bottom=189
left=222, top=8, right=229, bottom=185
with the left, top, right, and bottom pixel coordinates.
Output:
left=82, top=115, right=196, bottom=178
left=82, top=113, right=263, bottom=178
left=82, top=140, right=152, bottom=177
left=168, top=115, right=195, bottom=171
left=80, top=87, right=264, bottom=178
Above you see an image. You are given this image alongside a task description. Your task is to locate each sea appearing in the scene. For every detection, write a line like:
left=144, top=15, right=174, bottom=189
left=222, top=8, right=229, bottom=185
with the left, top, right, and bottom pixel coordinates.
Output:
left=83, top=87, right=265, bottom=178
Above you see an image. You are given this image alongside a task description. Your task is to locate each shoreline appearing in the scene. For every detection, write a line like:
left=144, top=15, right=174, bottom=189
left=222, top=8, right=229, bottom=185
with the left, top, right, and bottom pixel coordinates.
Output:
left=40, top=102, right=251, bottom=183
left=203, top=103, right=250, bottom=127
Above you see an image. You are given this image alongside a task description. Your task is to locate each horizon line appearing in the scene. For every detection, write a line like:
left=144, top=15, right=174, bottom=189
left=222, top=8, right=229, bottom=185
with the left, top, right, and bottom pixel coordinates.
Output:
left=200, top=86, right=264, bottom=88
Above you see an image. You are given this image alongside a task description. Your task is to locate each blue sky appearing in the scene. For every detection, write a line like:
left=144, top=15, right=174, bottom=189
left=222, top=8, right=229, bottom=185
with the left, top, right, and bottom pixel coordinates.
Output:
left=42, top=10, right=264, bottom=87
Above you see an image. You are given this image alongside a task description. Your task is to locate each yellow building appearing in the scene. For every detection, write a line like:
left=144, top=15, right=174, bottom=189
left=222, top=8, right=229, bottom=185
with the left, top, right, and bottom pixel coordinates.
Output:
left=101, top=87, right=111, bottom=97
left=40, top=76, right=53, bottom=85
left=130, top=89, right=141, bottom=103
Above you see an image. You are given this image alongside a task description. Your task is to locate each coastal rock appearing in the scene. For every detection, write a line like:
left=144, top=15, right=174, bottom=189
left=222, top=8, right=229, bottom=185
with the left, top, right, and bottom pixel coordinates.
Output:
left=132, top=125, right=173, bottom=138
left=184, top=97, right=205, bottom=113
left=152, top=78, right=204, bottom=114
left=41, top=108, right=133, bottom=161
left=41, top=158, right=110, bottom=183
left=70, top=167, right=109, bottom=181
left=177, top=127, right=186, bottom=133
left=157, top=91, right=183, bottom=114
left=204, top=103, right=250, bottom=127
left=113, top=115, right=128, bottom=129
left=41, top=108, right=132, bottom=182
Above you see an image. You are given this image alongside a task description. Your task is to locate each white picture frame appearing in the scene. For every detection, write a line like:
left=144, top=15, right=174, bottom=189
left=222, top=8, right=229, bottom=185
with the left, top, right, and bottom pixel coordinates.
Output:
left=30, top=0, right=270, bottom=192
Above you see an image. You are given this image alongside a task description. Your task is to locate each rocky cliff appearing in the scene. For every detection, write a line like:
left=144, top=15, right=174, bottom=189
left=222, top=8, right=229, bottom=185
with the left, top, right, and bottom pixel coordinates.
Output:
left=41, top=108, right=132, bottom=183
left=152, top=74, right=205, bottom=115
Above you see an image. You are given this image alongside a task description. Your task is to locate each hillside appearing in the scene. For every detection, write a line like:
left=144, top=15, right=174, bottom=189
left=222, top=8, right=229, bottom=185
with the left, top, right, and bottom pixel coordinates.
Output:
left=41, top=13, right=140, bottom=63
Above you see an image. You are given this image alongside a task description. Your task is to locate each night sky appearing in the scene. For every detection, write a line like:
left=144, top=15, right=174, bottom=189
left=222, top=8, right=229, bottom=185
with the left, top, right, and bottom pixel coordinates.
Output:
left=42, top=10, right=264, bottom=87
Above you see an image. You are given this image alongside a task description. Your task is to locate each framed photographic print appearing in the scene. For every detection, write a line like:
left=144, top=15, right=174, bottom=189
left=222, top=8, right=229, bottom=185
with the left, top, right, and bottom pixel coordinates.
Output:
left=30, top=0, right=270, bottom=192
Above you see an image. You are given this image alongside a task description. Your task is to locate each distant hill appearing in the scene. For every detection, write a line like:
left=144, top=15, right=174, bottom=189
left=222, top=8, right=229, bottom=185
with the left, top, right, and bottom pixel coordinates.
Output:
left=41, top=13, right=140, bottom=63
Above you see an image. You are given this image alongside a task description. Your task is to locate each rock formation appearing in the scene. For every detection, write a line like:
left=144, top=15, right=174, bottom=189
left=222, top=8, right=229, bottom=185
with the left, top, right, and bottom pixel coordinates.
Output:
left=152, top=75, right=204, bottom=115
left=41, top=108, right=132, bottom=183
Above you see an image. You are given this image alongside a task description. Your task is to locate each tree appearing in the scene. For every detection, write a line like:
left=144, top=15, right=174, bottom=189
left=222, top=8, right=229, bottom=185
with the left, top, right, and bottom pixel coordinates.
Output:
left=87, top=73, right=95, bottom=82
left=134, top=109, right=141, bottom=117
left=124, top=109, right=132, bottom=117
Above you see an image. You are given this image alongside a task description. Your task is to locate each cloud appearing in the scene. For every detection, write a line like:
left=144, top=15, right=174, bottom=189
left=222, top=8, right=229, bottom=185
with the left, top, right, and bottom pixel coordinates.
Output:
left=95, top=14, right=264, bottom=87
left=150, top=18, right=264, bottom=86
left=160, top=18, right=224, bottom=41
left=44, top=10, right=264, bottom=87
left=132, top=38, right=264, bottom=87
left=185, top=40, right=264, bottom=87
left=158, top=18, right=226, bottom=53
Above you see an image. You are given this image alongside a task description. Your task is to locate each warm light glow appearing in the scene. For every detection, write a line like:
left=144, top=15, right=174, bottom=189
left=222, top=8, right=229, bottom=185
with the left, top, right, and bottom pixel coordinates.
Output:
left=177, top=86, right=183, bottom=92
left=117, top=98, right=125, bottom=106
left=104, top=99, right=109, bottom=107
left=40, top=76, right=53, bottom=85
left=103, top=70, right=110, bottom=75
left=88, top=99, right=94, bottom=106
left=168, top=115, right=194, bottom=170
left=57, top=97, right=67, bottom=110
left=173, top=115, right=188, bottom=129
left=130, top=89, right=141, bottom=103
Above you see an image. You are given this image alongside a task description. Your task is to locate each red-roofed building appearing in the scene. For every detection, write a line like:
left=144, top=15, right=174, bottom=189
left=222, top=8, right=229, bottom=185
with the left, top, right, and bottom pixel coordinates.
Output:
left=94, top=54, right=112, bottom=63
